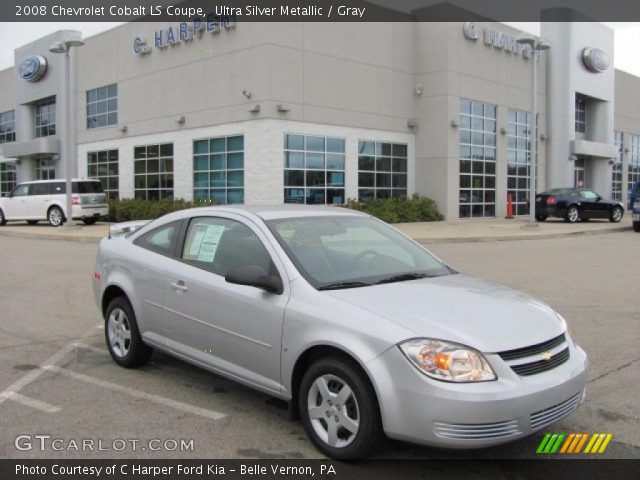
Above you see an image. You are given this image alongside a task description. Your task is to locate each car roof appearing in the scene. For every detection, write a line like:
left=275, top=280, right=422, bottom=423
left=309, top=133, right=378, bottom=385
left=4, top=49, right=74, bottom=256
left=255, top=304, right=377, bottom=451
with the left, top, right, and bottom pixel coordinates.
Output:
left=177, top=204, right=367, bottom=221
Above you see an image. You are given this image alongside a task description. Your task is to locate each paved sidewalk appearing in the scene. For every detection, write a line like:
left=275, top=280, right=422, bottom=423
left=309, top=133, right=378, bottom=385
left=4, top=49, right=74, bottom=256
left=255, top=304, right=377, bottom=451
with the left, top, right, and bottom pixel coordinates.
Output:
left=0, top=216, right=633, bottom=244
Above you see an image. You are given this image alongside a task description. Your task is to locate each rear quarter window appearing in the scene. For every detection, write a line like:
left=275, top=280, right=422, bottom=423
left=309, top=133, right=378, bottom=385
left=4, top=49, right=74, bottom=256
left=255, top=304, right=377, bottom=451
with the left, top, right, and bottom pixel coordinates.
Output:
left=73, top=181, right=104, bottom=194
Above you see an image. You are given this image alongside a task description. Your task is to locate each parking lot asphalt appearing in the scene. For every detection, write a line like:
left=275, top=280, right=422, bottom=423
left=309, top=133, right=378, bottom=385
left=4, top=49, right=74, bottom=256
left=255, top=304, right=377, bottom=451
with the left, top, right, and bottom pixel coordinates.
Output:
left=0, top=231, right=638, bottom=461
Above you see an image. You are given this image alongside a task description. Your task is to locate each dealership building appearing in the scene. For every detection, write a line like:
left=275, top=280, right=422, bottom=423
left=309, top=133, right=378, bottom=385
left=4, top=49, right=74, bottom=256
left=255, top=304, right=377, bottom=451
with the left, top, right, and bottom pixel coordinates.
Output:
left=0, top=20, right=639, bottom=219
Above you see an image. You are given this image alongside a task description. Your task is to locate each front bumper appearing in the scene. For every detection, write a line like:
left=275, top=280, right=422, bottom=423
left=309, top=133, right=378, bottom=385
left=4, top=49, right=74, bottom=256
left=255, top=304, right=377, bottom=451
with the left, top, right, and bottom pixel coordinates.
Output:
left=366, top=340, right=588, bottom=448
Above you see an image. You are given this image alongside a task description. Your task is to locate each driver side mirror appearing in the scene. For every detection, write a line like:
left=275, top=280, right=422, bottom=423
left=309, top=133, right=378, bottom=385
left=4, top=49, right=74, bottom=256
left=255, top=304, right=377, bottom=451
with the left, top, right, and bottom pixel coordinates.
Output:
left=225, top=265, right=283, bottom=294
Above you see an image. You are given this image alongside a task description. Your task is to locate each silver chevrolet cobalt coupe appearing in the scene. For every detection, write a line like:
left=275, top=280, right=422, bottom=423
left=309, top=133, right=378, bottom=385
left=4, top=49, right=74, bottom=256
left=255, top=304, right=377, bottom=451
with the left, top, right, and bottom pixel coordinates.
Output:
left=93, top=205, right=588, bottom=459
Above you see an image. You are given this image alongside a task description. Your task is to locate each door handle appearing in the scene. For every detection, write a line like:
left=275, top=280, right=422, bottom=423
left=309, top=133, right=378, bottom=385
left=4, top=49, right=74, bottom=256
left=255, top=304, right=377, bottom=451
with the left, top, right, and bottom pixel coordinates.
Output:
left=171, top=280, right=188, bottom=292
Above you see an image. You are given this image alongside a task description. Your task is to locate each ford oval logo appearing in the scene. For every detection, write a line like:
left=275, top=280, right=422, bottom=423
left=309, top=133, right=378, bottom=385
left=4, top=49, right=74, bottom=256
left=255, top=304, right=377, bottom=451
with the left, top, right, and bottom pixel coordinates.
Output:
left=582, top=47, right=610, bottom=73
left=18, top=55, right=48, bottom=82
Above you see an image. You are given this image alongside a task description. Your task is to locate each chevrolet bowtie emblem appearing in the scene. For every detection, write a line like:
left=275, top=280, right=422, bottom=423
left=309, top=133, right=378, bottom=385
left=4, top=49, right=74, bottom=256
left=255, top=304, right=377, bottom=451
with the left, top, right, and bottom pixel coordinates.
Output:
left=541, top=351, right=553, bottom=361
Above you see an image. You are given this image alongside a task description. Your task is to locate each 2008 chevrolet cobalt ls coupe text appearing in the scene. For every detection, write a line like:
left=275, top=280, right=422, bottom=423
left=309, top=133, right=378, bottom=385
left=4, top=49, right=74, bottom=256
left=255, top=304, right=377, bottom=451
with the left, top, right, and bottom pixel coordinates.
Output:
left=93, top=205, right=588, bottom=459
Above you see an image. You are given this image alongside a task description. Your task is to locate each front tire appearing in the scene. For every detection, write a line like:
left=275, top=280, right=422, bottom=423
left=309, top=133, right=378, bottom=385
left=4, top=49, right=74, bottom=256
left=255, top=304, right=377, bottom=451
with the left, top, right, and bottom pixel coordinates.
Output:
left=610, top=206, right=623, bottom=223
left=47, top=206, right=64, bottom=227
left=82, top=217, right=98, bottom=225
left=634, top=221, right=640, bottom=232
left=565, top=205, right=580, bottom=223
left=299, top=356, right=383, bottom=459
left=105, top=296, right=153, bottom=368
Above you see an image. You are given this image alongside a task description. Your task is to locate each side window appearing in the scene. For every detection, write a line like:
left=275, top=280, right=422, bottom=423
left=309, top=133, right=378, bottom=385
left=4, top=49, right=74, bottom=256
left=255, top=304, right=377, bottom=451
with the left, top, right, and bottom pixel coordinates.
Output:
left=30, top=183, right=49, bottom=196
left=12, top=184, right=30, bottom=197
left=181, top=217, right=272, bottom=276
left=51, top=182, right=65, bottom=194
left=134, top=221, right=181, bottom=257
left=581, top=191, right=598, bottom=200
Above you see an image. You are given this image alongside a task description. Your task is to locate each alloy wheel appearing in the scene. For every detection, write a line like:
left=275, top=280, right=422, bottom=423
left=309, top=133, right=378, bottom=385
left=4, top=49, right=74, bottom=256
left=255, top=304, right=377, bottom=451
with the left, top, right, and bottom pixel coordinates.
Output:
left=612, top=208, right=622, bottom=222
left=307, top=374, right=360, bottom=448
left=568, top=207, right=579, bottom=222
left=108, top=308, right=132, bottom=358
left=49, top=208, right=63, bottom=226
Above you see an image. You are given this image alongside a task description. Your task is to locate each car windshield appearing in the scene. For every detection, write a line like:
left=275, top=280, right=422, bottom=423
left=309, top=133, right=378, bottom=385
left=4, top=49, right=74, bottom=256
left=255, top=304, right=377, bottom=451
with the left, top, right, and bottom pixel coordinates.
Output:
left=266, top=215, right=452, bottom=290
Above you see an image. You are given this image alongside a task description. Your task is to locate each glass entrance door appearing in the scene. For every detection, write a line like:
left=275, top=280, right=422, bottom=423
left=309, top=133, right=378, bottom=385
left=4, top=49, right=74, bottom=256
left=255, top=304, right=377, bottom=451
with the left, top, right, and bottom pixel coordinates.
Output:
left=574, top=158, right=585, bottom=188
left=36, top=156, right=56, bottom=180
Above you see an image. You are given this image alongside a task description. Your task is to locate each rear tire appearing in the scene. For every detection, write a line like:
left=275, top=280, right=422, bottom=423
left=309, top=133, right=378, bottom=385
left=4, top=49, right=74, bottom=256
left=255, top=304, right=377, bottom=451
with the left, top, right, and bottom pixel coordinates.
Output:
left=47, top=206, right=64, bottom=227
left=634, top=222, right=640, bottom=232
left=565, top=205, right=580, bottom=223
left=104, top=296, right=153, bottom=368
left=26, top=220, right=39, bottom=225
left=0, top=208, right=6, bottom=226
left=82, top=218, right=98, bottom=225
left=535, top=215, right=547, bottom=222
left=609, top=206, right=623, bottom=223
left=299, top=356, right=384, bottom=459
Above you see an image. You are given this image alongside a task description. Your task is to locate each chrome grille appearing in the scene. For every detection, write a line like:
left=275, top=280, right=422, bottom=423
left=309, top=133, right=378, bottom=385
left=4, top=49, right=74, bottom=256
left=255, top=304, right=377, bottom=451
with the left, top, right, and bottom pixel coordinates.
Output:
left=433, top=420, right=520, bottom=440
left=530, top=392, right=582, bottom=431
left=499, top=333, right=566, bottom=361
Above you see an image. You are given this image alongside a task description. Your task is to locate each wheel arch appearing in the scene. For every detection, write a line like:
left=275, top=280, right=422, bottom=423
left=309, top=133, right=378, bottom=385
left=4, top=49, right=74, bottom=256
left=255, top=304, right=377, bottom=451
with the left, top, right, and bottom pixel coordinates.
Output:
left=289, top=344, right=383, bottom=423
left=101, top=284, right=129, bottom=318
left=47, top=203, right=66, bottom=221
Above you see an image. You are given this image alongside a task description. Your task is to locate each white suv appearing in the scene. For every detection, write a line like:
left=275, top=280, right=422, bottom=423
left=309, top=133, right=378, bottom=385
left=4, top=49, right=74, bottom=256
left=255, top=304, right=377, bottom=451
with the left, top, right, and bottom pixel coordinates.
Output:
left=0, top=179, right=109, bottom=227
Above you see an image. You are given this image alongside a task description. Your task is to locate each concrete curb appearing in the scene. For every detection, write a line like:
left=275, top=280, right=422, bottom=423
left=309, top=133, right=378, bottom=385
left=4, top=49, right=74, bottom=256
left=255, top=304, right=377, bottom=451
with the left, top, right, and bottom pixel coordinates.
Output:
left=415, top=225, right=631, bottom=244
left=0, top=230, right=104, bottom=244
left=0, top=224, right=631, bottom=245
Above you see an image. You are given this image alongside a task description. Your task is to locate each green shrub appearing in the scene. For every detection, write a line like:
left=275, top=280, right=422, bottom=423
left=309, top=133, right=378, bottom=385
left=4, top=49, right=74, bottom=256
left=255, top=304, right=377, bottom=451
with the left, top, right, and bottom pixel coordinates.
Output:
left=108, top=198, right=214, bottom=222
left=344, top=194, right=444, bottom=223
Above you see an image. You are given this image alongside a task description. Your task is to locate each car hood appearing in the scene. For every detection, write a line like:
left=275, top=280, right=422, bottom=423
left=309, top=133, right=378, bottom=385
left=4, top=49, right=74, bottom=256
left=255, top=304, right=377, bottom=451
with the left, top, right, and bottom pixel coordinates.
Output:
left=324, top=273, right=564, bottom=353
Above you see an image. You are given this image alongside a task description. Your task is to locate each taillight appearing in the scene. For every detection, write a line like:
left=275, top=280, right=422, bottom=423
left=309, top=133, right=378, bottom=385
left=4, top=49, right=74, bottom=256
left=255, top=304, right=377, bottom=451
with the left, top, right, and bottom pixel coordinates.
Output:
left=546, top=196, right=558, bottom=205
left=93, top=272, right=102, bottom=281
left=71, top=194, right=80, bottom=205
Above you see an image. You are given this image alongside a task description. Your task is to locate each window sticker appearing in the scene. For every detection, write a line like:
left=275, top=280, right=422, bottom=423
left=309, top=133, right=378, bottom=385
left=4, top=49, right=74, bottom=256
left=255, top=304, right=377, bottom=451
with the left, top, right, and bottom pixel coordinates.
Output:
left=187, top=223, right=225, bottom=263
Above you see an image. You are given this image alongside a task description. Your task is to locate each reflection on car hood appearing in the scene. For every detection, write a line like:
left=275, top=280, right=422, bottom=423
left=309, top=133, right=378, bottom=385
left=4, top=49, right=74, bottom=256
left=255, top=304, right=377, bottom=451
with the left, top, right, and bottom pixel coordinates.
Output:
left=324, top=273, right=564, bottom=353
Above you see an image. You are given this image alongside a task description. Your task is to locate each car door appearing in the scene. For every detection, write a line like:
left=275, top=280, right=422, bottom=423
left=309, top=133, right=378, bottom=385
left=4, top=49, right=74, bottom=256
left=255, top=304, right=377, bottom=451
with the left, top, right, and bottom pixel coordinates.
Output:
left=129, top=220, right=185, bottom=346
left=3, top=184, right=30, bottom=219
left=162, top=214, right=289, bottom=394
left=26, top=182, right=49, bottom=219
left=579, top=190, right=599, bottom=218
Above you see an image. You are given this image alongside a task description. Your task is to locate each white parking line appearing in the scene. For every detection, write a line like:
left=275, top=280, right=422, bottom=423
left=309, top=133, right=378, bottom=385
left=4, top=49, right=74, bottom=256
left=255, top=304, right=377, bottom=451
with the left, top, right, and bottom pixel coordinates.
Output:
left=43, top=365, right=226, bottom=421
left=0, top=341, right=78, bottom=407
left=72, top=342, right=107, bottom=355
left=0, top=392, right=61, bottom=413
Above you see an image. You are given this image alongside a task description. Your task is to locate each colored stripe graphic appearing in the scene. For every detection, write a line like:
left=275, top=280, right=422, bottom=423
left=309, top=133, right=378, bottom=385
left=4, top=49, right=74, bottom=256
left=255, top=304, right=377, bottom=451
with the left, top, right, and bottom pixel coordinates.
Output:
left=574, top=433, right=589, bottom=453
left=537, top=433, right=551, bottom=453
left=559, top=433, right=575, bottom=453
left=598, top=434, right=613, bottom=453
left=539, top=433, right=613, bottom=454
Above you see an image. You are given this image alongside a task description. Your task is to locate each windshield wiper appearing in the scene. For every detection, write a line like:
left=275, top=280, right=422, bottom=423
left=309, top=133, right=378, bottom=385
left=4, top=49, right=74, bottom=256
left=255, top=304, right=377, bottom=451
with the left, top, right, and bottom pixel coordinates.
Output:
left=373, top=272, right=432, bottom=285
left=318, top=281, right=372, bottom=291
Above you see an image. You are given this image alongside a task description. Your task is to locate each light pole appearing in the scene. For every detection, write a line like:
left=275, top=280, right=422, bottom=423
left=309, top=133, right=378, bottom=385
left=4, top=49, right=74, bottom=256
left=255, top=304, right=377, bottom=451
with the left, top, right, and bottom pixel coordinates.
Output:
left=516, top=33, right=550, bottom=227
left=49, top=32, right=84, bottom=229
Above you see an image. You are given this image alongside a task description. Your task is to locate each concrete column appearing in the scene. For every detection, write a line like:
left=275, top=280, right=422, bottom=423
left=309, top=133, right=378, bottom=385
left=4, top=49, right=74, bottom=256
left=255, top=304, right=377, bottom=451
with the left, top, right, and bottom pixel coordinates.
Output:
left=495, top=105, right=508, bottom=218
left=621, top=134, right=630, bottom=205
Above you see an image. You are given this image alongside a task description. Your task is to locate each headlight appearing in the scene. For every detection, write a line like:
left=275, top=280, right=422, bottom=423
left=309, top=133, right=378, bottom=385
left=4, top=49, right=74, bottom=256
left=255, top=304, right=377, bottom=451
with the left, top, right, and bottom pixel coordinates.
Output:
left=398, top=338, right=496, bottom=382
